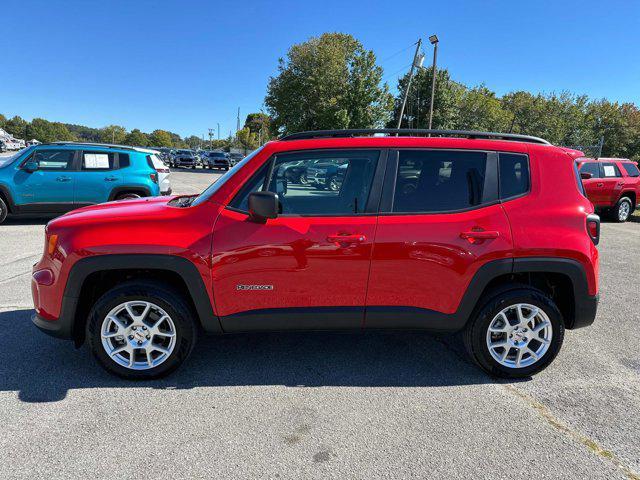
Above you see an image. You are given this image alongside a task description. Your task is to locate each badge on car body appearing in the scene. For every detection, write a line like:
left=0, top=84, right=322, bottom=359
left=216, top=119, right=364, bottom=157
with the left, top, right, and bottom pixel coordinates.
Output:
left=236, top=284, right=274, bottom=291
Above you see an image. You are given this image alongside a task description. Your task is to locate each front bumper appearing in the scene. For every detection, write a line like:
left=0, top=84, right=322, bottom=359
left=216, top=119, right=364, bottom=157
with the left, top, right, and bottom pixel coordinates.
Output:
left=32, top=296, right=76, bottom=340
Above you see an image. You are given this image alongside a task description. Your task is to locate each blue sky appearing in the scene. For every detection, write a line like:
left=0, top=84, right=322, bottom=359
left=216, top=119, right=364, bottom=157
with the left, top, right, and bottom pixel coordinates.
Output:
left=1, top=0, right=639, bottom=138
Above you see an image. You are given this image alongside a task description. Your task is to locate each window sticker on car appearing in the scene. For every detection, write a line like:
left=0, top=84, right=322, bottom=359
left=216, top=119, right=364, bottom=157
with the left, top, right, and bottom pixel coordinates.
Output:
left=84, top=153, right=110, bottom=169
left=603, top=165, right=616, bottom=177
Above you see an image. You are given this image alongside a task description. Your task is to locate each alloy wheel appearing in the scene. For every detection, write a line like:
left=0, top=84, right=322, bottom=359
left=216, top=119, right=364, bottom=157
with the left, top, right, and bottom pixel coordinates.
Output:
left=485, top=303, right=553, bottom=369
left=619, top=201, right=631, bottom=221
left=100, top=301, right=177, bottom=370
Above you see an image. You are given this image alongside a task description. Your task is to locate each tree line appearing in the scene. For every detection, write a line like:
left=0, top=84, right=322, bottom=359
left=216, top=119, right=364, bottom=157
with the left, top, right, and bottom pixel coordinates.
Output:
left=3, top=32, right=639, bottom=160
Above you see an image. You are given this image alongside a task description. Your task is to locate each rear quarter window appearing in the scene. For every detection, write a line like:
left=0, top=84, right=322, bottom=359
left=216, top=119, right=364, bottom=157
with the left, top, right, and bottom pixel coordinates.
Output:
left=499, top=153, right=530, bottom=199
left=621, top=162, right=640, bottom=177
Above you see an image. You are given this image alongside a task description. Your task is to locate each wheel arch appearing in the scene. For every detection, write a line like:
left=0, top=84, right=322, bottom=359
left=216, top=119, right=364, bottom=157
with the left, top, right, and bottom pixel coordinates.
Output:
left=108, top=186, right=152, bottom=201
left=0, top=184, right=16, bottom=213
left=618, top=190, right=636, bottom=210
left=63, top=254, right=221, bottom=346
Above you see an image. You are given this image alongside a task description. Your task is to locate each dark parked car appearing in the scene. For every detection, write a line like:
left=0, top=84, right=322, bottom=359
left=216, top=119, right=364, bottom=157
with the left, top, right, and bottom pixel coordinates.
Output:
left=228, top=152, right=244, bottom=166
left=306, top=159, right=349, bottom=190
left=171, top=150, right=197, bottom=169
left=202, top=151, right=230, bottom=170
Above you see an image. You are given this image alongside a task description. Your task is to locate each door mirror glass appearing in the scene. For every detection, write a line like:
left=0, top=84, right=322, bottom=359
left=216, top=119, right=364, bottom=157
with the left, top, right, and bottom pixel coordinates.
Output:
left=23, top=160, right=38, bottom=173
left=580, top=171, right=593, bottom=180
left=248, top=191, right=279, bottom=222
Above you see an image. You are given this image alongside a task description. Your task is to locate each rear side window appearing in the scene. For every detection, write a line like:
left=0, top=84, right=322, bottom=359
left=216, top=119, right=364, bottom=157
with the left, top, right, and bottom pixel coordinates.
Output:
left=118, top=153, right=130, bottom=168
left=82, top=151, right=115, bottom=170
left=499, top=153, right=530, bottom=199
left=621, top=162, right=640, bottom=177
left=580, top=162, right=600, bottom=178
left=392, top=150, right=486, bottom=213
left=602, top=163, right=621, bottom=177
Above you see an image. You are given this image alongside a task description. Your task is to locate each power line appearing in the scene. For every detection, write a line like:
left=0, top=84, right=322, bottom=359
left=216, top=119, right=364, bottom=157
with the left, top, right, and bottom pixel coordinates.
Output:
left=379, top=43, right=417, bottom=63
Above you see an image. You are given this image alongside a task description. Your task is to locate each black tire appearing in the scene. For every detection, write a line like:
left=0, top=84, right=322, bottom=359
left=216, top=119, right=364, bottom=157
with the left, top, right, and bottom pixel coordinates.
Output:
left=463, top=287, right=565, bottom=378
left=191, top=165, right=196, bottom=169
left=611, top=196, right=632, bottom=222
left=86, top=280, right=198, bottom=379
left=0, top=196, right=8, bottom=224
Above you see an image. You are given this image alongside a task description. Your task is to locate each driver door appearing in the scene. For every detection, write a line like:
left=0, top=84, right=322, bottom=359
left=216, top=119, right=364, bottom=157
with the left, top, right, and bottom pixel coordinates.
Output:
left=211, top=149, right=384, bottom=332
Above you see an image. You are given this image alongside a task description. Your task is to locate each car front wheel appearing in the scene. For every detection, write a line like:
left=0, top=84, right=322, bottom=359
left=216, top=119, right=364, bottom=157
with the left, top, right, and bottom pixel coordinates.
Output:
left=464, top=287, right=564, bottom=378
left=0, top=196, right=8, bottom=224
left=86, top=281, right=198, bottom=379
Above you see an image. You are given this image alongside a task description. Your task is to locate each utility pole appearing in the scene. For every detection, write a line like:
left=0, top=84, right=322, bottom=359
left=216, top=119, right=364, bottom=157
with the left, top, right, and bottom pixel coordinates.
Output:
left=396, top=39, right=423, bottom=129
left=217, top=123, right=220, bottom=140
left=208, top=128, right=214, bottom=149
left=427, top=34, right=439, bottom=131
left=236, top=108, right=241, bottom=133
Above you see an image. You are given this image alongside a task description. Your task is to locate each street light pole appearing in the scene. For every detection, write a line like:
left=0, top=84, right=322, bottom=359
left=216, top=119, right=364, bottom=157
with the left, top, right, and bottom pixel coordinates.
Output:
left=396, top=39, right=423, bottom=129
left=427, top=34, right=439, bottom=131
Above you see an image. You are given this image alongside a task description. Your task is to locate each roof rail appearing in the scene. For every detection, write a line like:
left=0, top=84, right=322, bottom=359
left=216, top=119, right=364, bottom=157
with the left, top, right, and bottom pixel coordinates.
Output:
left=45, top=141, right=139, bottom=151
left=279, top=129, right=551, bottom=145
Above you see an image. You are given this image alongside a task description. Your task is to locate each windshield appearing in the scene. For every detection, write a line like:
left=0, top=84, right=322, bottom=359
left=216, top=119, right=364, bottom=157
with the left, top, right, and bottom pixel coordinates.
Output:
left=192, top=146, right=264, bottom=207
left=0, top=146, right=34, bottom=168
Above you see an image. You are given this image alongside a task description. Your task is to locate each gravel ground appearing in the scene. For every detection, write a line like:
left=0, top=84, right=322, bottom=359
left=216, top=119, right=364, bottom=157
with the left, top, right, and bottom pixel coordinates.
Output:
left=0, top=166, right=638, bottom=479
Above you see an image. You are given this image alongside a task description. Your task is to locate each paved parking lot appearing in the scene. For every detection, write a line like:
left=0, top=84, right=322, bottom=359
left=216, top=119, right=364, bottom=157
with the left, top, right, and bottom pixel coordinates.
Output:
left=1, top=167, right=639, bottom=479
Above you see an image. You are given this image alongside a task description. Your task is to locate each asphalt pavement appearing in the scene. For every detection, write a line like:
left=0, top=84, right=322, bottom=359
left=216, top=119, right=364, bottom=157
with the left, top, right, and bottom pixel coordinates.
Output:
left=0, top=166, right=638, bottom=479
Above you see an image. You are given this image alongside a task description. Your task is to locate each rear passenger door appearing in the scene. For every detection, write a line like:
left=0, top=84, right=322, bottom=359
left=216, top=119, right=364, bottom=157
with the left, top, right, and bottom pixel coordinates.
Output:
left=74, top=150, right=123, bottom=206
left=599, top=162, right=623, bottom=205
left=365, top=149, right=516, bottom=329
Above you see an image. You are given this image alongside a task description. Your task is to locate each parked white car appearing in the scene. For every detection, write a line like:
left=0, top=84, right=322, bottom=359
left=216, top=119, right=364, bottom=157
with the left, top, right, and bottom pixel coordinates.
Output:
left=138, top=148, right=172, bottom=195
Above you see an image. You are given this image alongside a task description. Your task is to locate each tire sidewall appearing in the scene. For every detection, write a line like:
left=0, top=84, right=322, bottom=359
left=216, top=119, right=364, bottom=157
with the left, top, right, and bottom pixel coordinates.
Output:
left=615, top=197, right=632, bottom=222
left=468, top=289, right=565, bottom=378
left=87, top=283, right=197, bottom=379
left=0, top=197, right=7, bottom=224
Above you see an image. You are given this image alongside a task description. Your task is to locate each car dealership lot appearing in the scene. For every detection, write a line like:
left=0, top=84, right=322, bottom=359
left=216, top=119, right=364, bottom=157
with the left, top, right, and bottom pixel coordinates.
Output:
left=0, top=167, right=639, bottom=479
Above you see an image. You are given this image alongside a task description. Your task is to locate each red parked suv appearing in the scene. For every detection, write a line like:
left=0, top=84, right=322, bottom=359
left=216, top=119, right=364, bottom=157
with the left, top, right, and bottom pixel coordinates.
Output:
left=578, top=157, right=640, bottom=222
left=31, top=129, right=600, bottom=379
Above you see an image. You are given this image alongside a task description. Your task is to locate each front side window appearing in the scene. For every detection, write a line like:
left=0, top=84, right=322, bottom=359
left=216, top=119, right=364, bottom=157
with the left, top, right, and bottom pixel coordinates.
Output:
left=230, top=150, right=380, bottom=215
left=499, top=153, right=530, bottom=199
left=621, top=162, right=640, bottom=177
left=392, top=150, right=486, bottom=213
left=580, top=162, right=600, bottom=178
left=31, top=149, right=74, bottom=170
left=602, top=163, right=621, bottom=178
left=82, top=151, right=115, bottom=170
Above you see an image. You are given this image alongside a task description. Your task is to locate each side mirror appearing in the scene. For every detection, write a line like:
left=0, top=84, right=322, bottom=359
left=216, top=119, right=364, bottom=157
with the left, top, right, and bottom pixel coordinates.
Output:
left=248, top=191, right=279, bottom=222
left=23, top=161, right=38, bottom=173
left=580, top=172, right=593, bottom=180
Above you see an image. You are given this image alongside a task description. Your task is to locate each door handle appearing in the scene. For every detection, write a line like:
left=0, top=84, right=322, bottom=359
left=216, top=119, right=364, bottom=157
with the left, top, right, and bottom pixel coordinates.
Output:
left=56, top=176, right=71, bottom=182
left=460, top=230, right=499, bottom=242
left=104, top=176, right=118, bottom=181
left=596, top=183, right=604, bottom=187
left=327, top=234, right=366, bottom=245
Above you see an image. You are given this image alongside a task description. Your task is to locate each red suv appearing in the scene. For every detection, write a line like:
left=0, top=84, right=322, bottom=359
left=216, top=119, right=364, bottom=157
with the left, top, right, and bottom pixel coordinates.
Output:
left=31, top=129, right=600, bottom=379
left=578, top=157, right=640, bottom=222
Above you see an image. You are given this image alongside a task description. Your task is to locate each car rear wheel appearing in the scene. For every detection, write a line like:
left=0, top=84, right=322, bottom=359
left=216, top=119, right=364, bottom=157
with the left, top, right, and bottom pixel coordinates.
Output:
left=463, top=287, right=564, bottom=378
left=0, top=197, right=8, bottom=224
left=116, top=192, right=141, bottom=200
left=86, top=281, right=198, bottom=379
left=612, top=197, right=632, bottom=222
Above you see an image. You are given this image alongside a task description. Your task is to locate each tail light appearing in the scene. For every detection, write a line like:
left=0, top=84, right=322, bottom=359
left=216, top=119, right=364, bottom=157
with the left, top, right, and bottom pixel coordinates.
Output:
left=150, top=173, right=158, bottom=183
left=586, top=214, right=600, bottom=245
left=157, top=168, right=169, bottom=173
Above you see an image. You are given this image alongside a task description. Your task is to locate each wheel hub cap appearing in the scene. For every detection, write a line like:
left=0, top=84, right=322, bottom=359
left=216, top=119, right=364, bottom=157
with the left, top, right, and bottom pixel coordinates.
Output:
left=100, top=301, right=177, bottom=370
left=486, top=303, right=553, bottom=369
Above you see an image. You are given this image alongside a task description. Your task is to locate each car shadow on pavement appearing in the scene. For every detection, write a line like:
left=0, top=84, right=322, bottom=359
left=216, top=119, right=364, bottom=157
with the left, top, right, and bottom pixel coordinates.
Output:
left=0, top=309, right=505, bottom=403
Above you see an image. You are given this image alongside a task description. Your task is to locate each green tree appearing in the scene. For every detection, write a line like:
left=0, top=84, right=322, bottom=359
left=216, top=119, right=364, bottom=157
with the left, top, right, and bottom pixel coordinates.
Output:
left=3, top=116, right=28, bottom=138
left=244, top=113, right=271, bottom=136
left=265, top=33, right=393, bottom=134
left=124, top=129, right=149, bottom=146
left=392, top=67, right=465, bottom=129
left=235, top=127, right=259, bottom=152
left=456, top=85, right=511, bottom=132
left=184, top=135, right=203, bottom=149
left=28, top=118, right=74, bottom=142
left=0, top=113, right=6, bottom=127
left=149, top=129, right=174, bottom=147
left=99, top=125, right=127, bottom=144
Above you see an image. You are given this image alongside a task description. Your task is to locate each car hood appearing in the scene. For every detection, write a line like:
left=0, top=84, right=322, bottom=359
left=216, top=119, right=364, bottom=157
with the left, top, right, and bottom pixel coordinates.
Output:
left=53, top=196, right=175, bottom=224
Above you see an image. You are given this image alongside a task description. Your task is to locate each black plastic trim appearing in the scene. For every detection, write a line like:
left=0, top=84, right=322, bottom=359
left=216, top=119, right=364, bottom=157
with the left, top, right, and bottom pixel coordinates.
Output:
left=0, top=184, right=17, bottom=213
left=107, top=186, right=152, bottom=201
left=46, top=254, right=221, bottom=341
left=220, top=306, right=363, bottom=332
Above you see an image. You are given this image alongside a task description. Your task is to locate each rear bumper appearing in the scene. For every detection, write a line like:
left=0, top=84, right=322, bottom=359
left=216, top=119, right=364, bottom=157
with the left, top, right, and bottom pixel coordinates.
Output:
left=572, top=293, right=599, bottom=329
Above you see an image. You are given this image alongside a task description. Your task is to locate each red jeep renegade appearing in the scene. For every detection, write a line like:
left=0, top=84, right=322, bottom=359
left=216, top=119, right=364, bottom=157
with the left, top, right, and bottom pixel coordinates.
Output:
left=578, top=157, right=640, bottom=222
left=31, top=129, right=600, bottom=379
